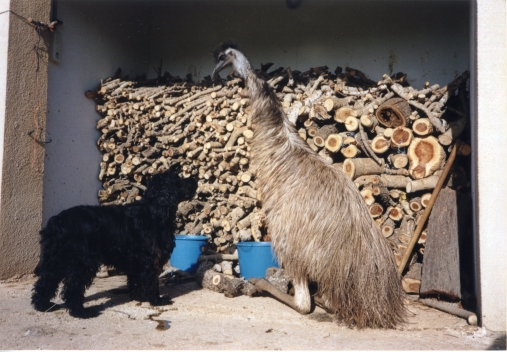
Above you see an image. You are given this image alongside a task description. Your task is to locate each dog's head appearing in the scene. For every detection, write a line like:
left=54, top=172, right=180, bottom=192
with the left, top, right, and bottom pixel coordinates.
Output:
left=143, top=164, right=198, bottom=207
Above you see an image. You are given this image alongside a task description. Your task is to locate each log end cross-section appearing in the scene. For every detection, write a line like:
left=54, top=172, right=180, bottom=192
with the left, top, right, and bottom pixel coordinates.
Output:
left=375, top=97, right=411, bottom=128
left=407, top=136, right=445, bottom=179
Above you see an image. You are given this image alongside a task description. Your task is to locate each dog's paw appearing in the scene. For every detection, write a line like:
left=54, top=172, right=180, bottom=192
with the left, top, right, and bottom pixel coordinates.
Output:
left=69, top=307, right=100, bottom=319
left=149, top=295, right=173, bottom=306
left=32, top=301, right=58, bottom=313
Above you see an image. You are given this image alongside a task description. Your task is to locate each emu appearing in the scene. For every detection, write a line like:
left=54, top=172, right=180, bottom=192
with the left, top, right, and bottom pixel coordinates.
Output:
left=212, top=41, right=406, bottom=329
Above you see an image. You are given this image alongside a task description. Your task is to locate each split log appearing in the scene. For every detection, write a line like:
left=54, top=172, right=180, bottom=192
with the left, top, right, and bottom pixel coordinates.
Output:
left=360, top=188, right=375, bottom=206
left=310, top=104, right=331, bottom=121
left=398, top=142, right=459, bottom=275
left=407, top=136, right=445, bottom=179
left=266, top=267, right=291, bottom=293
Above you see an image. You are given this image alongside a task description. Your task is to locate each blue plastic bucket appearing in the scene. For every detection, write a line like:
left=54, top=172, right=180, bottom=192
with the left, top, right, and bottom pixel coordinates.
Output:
left=170, top=235, right=208, bottom=274
left=236, top=241, right=279, bottom=280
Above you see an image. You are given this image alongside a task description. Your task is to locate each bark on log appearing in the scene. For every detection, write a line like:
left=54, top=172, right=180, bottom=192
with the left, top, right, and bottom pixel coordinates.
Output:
left=343, top=157, right=384, bottom=179
left=438, top=115, right=467, bottom=146
left=334, top=106, right=356, bottom=123
left=388, top=153, right=409, bottom=169
left=375, top=97, right=411, bottom=127
left=402, top=278, right=421, bottom=294
left=313, top=124, right=339, bottom=148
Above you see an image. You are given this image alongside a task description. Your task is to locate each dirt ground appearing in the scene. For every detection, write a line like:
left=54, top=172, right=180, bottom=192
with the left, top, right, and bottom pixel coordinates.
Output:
left=0, top=274, right=505, bottom=350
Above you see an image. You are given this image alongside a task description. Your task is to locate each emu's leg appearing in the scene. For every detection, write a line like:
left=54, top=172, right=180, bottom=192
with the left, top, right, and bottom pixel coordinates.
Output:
left=249, top=278, right=311, bottom=315
left=293, top=278, right=312, bottom=314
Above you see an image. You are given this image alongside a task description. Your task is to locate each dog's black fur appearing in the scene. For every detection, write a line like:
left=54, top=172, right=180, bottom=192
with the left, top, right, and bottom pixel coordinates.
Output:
left=31, top=165, right=197, bottom=318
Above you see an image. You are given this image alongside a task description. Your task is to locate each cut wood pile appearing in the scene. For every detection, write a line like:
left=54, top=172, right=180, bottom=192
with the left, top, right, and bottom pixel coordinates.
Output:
left=89, top=65, right=471, bottom=292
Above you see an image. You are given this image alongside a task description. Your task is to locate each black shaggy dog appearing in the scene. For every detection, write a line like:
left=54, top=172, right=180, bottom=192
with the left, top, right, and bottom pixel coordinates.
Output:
left=31, top=165, right=197, bottom=318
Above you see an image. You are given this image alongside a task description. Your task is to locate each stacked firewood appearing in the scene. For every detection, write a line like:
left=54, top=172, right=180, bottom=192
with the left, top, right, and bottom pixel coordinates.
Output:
left=90, top=65, right=471, bottom=274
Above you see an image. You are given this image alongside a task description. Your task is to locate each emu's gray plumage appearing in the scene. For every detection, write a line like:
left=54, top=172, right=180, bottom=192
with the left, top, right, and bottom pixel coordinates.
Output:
left=212, top=41, right=406, bottom=328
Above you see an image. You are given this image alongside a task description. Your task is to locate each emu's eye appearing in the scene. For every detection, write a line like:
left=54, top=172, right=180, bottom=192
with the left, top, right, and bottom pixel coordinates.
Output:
left=218, top=54, right=225, bottom=61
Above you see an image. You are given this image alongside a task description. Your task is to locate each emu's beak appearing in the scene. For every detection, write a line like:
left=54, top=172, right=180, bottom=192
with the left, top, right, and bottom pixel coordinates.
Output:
left=212, top=59, right=230, bottom=78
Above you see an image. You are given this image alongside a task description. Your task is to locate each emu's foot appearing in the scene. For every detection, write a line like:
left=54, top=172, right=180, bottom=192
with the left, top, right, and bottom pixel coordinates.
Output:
left=68, top=306, right=100, bottom=319
left=248, top=278, right=310, bottom=315
left=149, top=295, right=173, bottom=306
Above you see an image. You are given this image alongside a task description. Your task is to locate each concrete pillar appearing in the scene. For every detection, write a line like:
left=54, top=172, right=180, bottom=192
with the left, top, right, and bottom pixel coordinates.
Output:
left=0, top=0, right=51, bottom=279
left=473, top=0, right=507, bottom=331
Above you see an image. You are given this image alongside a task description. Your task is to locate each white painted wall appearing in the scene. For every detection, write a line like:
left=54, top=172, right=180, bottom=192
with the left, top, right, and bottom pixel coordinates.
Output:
left=473, top=0, right=506, bottom=332
left=147, top=0, right=470, bottom=88
left=44, top=1, right=151, bottom=223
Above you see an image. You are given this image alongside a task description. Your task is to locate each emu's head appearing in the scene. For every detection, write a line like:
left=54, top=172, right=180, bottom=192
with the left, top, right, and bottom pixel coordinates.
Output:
left=212, top=40, right=251, bottom=79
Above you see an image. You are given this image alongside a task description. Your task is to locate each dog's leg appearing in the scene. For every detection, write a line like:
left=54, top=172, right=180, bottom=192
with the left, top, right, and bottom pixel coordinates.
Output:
left=146, top=271, right=172, bottom=306
left=61, top=260, right=100, bottom=318
left=130, top=264, right=171, bottom=306
left=126, top=272, right=143, bottom=302
left=32, top=268, right=63, bottom=312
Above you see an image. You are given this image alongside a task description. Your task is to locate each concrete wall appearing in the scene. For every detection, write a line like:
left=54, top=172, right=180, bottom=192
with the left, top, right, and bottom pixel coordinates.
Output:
left=473, top=0, right=506, bottom=332
left=0, top=0, right=9, bottom=206
left=0, top=0, right=51, bottom=278
left=43, top=1, right=151, bottom=223
left=148, top=0, right=470, bottom=88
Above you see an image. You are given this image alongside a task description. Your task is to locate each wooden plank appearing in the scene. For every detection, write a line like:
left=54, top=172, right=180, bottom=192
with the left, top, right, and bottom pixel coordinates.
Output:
left=420, top=187, right=462, bottom=299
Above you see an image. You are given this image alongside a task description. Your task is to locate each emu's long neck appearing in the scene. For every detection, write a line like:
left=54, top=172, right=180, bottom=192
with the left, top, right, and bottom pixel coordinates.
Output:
left=234, top=52, right=315, bottom=183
